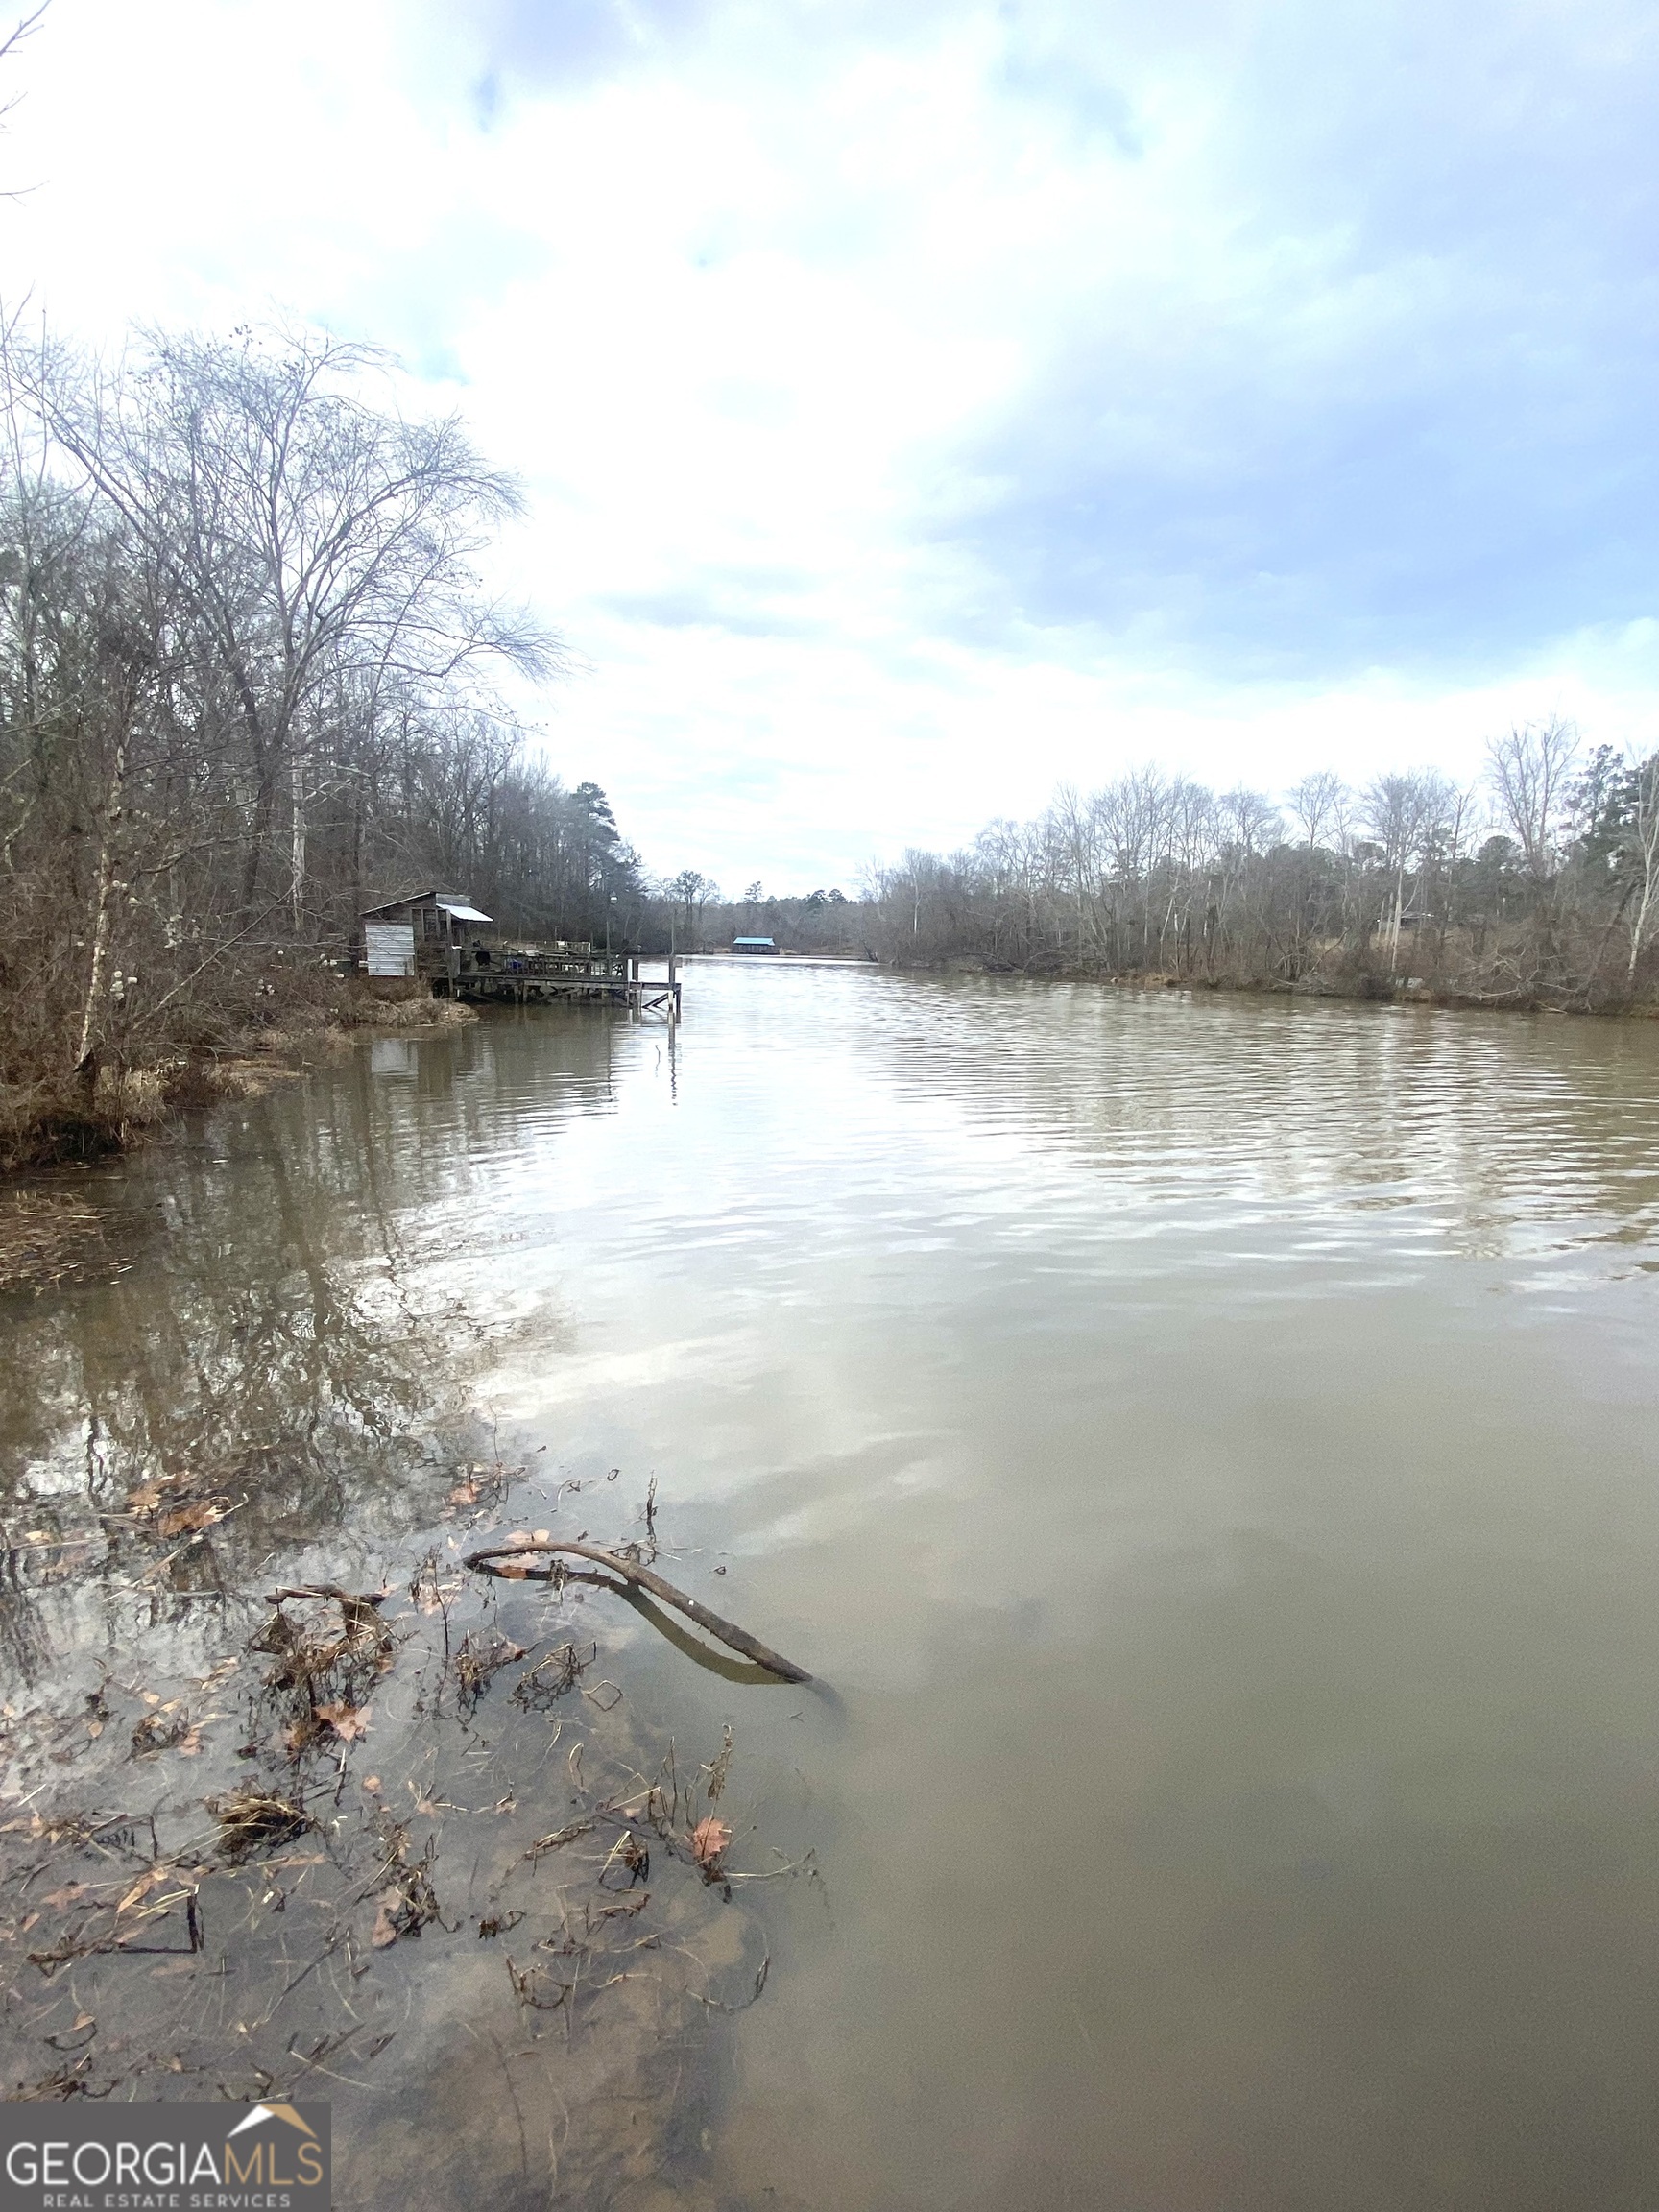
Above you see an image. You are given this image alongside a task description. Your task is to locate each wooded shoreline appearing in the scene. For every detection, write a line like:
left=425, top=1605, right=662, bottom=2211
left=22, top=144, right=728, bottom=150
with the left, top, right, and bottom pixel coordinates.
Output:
left=884, top=952, right=1659, bottom=1018
left=857, top=738, right=1659, bottom=1017
left=6, top=325, right=1656, bottom=1185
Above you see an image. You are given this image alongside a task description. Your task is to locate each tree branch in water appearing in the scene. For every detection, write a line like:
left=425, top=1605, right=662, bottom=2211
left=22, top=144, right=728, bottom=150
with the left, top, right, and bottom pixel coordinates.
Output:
left=462, top=1539, right=812, bottom=1684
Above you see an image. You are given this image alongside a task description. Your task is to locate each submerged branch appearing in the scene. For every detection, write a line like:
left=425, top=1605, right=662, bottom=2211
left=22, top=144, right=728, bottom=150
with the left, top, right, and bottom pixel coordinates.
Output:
left=462, top=1539, right=812, bottom=1684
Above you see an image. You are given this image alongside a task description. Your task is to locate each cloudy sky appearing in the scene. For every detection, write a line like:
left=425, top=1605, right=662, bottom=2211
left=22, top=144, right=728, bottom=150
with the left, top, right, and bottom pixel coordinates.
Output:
left=3, top=0, right=1657, bottom=887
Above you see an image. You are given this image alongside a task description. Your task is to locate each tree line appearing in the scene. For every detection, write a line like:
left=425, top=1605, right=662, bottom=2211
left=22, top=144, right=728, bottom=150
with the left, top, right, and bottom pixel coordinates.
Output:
left=655, top=873, right=866, bottom=957
left=5, top=318, right=1653, bottom=1171
left=860, top=725, right=1659, bottom=1006
left=0, top=322, right=665, bottom=1156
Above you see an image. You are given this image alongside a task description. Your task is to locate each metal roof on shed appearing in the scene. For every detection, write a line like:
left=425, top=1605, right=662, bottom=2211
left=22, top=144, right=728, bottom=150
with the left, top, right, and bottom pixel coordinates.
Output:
left=361, top=887, right=493, bottom=924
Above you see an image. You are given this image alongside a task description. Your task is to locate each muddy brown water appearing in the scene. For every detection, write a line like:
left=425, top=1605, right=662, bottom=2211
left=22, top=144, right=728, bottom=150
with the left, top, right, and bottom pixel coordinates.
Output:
left=5, top=969, right=1659, bottom=2209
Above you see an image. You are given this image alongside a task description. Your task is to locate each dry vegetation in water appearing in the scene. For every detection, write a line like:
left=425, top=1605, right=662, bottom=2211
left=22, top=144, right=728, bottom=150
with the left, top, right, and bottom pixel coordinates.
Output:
left=0, top=1459, right=820, bottom=2208
left=0, top=988, right=480, bottom=1178
left=0, top=1189, right=120, bottom=1295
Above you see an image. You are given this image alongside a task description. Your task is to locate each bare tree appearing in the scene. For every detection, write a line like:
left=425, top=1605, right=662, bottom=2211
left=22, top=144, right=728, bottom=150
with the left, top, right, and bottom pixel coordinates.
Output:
left=663, top=868, right=720, bottom=950
left=0, top=321, right=607, bottom=1157
left=1486, top=716, right=1578, bottom=880
left=9, top=325, right=558, bottom=917
left=1623, top=754, right=1659, bottom=988
left=1362, top=770, right=1455, bottom=973
left=0, top=4, right=49, bottom=161
left=1287, top=769, right=1349, bottom=851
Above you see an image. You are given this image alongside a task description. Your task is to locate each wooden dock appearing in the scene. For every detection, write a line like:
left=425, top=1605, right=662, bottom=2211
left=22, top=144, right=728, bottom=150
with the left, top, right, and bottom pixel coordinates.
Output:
left=439, top=949, right=681, bottom=1016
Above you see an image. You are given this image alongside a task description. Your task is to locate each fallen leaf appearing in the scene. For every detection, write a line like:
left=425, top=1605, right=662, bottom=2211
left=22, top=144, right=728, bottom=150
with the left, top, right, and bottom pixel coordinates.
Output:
left=494, top=1561, right=529, bottom=1580
left=116, top=1868, right=167, bottom=1915
left=532, top=1528, right=550, bottom=1544
left=315, top=1701, right=371, bottom=1743
left=156, top=1501, right=223, bottom=1538
left=175, top=1726, right=204, bottom=1756
left=505, top=1530, right=540, bottom=1549
left=690, top=1816, right=733, bottom=1869
left=72, top=2012, right=94, bottom=2031
left=362, top=1775, right=382, bottom=1793
left=371, top=1888, right=400, bottom=1947
left=20, top=1912, right=38, bottom=1934
left=40, top=1886, right=92, bottom=1911
left=125, top=1483, right=166, bottom=1515
left=139, top=1692, right=162, bottom=1707
left=84, top=1719, right=104, bottom=1739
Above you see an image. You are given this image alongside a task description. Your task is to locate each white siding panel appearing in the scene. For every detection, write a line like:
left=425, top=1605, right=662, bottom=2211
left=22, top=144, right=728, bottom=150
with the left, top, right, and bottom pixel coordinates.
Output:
left=366, top=922, right=416, bottom=977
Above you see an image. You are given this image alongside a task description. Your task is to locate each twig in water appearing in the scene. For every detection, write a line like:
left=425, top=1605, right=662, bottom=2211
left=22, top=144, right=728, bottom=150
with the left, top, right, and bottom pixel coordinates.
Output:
left=462, top=1540, right=811, bottom=1683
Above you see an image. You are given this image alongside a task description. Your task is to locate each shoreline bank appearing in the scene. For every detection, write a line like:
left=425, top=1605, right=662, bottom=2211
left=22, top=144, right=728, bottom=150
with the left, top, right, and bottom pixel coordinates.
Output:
left=877, top=955, right=1659, bottom=1020
left=0, top=994, right=480, bottom=1183
left=0, top=1448, right=786, bottom=2202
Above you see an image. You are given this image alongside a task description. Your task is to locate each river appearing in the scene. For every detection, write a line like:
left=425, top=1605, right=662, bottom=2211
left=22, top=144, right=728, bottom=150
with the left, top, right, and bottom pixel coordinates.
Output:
left=5, top=967, right=1659, bottom=2209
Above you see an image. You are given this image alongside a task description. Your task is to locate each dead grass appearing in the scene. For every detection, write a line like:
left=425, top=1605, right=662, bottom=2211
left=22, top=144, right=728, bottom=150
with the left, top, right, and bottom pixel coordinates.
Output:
left=0, top=1454, right=818, bottom=2212
left=349, top=994, right=478, bottom=1032
left=207, top=1789, right=315, bottom=1860
left=0, top=1190, right=113, bottom=1294
left=1, top=986, right=475, bottom=1229
left=250, top=1587, right=396, bottom=1754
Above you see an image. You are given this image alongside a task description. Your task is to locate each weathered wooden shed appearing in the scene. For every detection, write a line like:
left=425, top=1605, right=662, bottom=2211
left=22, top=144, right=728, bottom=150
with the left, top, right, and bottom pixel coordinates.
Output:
left=361, top=889, right=494, bottom=981
left=356, top=891, right=682, bottom=1016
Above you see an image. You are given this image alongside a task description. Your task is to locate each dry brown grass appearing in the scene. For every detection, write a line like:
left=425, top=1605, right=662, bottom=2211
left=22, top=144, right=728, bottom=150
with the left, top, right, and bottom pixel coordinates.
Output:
left=0, top=1189, right=112, bottom=1293
left=1, top=985, right=475, bottom=1183
left=0, top=1059, right=245, bottom=1176
left=347, top=994, right=479, bottom=1032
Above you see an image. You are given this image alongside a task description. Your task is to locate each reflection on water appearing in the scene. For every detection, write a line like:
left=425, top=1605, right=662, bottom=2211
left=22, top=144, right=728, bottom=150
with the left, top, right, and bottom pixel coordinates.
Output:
left=0, top=1043, right=567, bottom=1697
left=6, top=974, right=1659, bottom=2207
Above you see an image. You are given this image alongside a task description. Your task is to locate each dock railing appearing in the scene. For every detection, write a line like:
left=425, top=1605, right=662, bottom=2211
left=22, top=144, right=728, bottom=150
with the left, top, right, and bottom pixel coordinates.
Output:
left=440, top=940, right=680, bottom=1015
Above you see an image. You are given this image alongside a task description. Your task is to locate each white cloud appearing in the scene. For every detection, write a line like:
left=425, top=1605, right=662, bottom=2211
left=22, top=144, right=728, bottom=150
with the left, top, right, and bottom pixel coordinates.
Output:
left=3, top=0, right=1656, bottom=886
